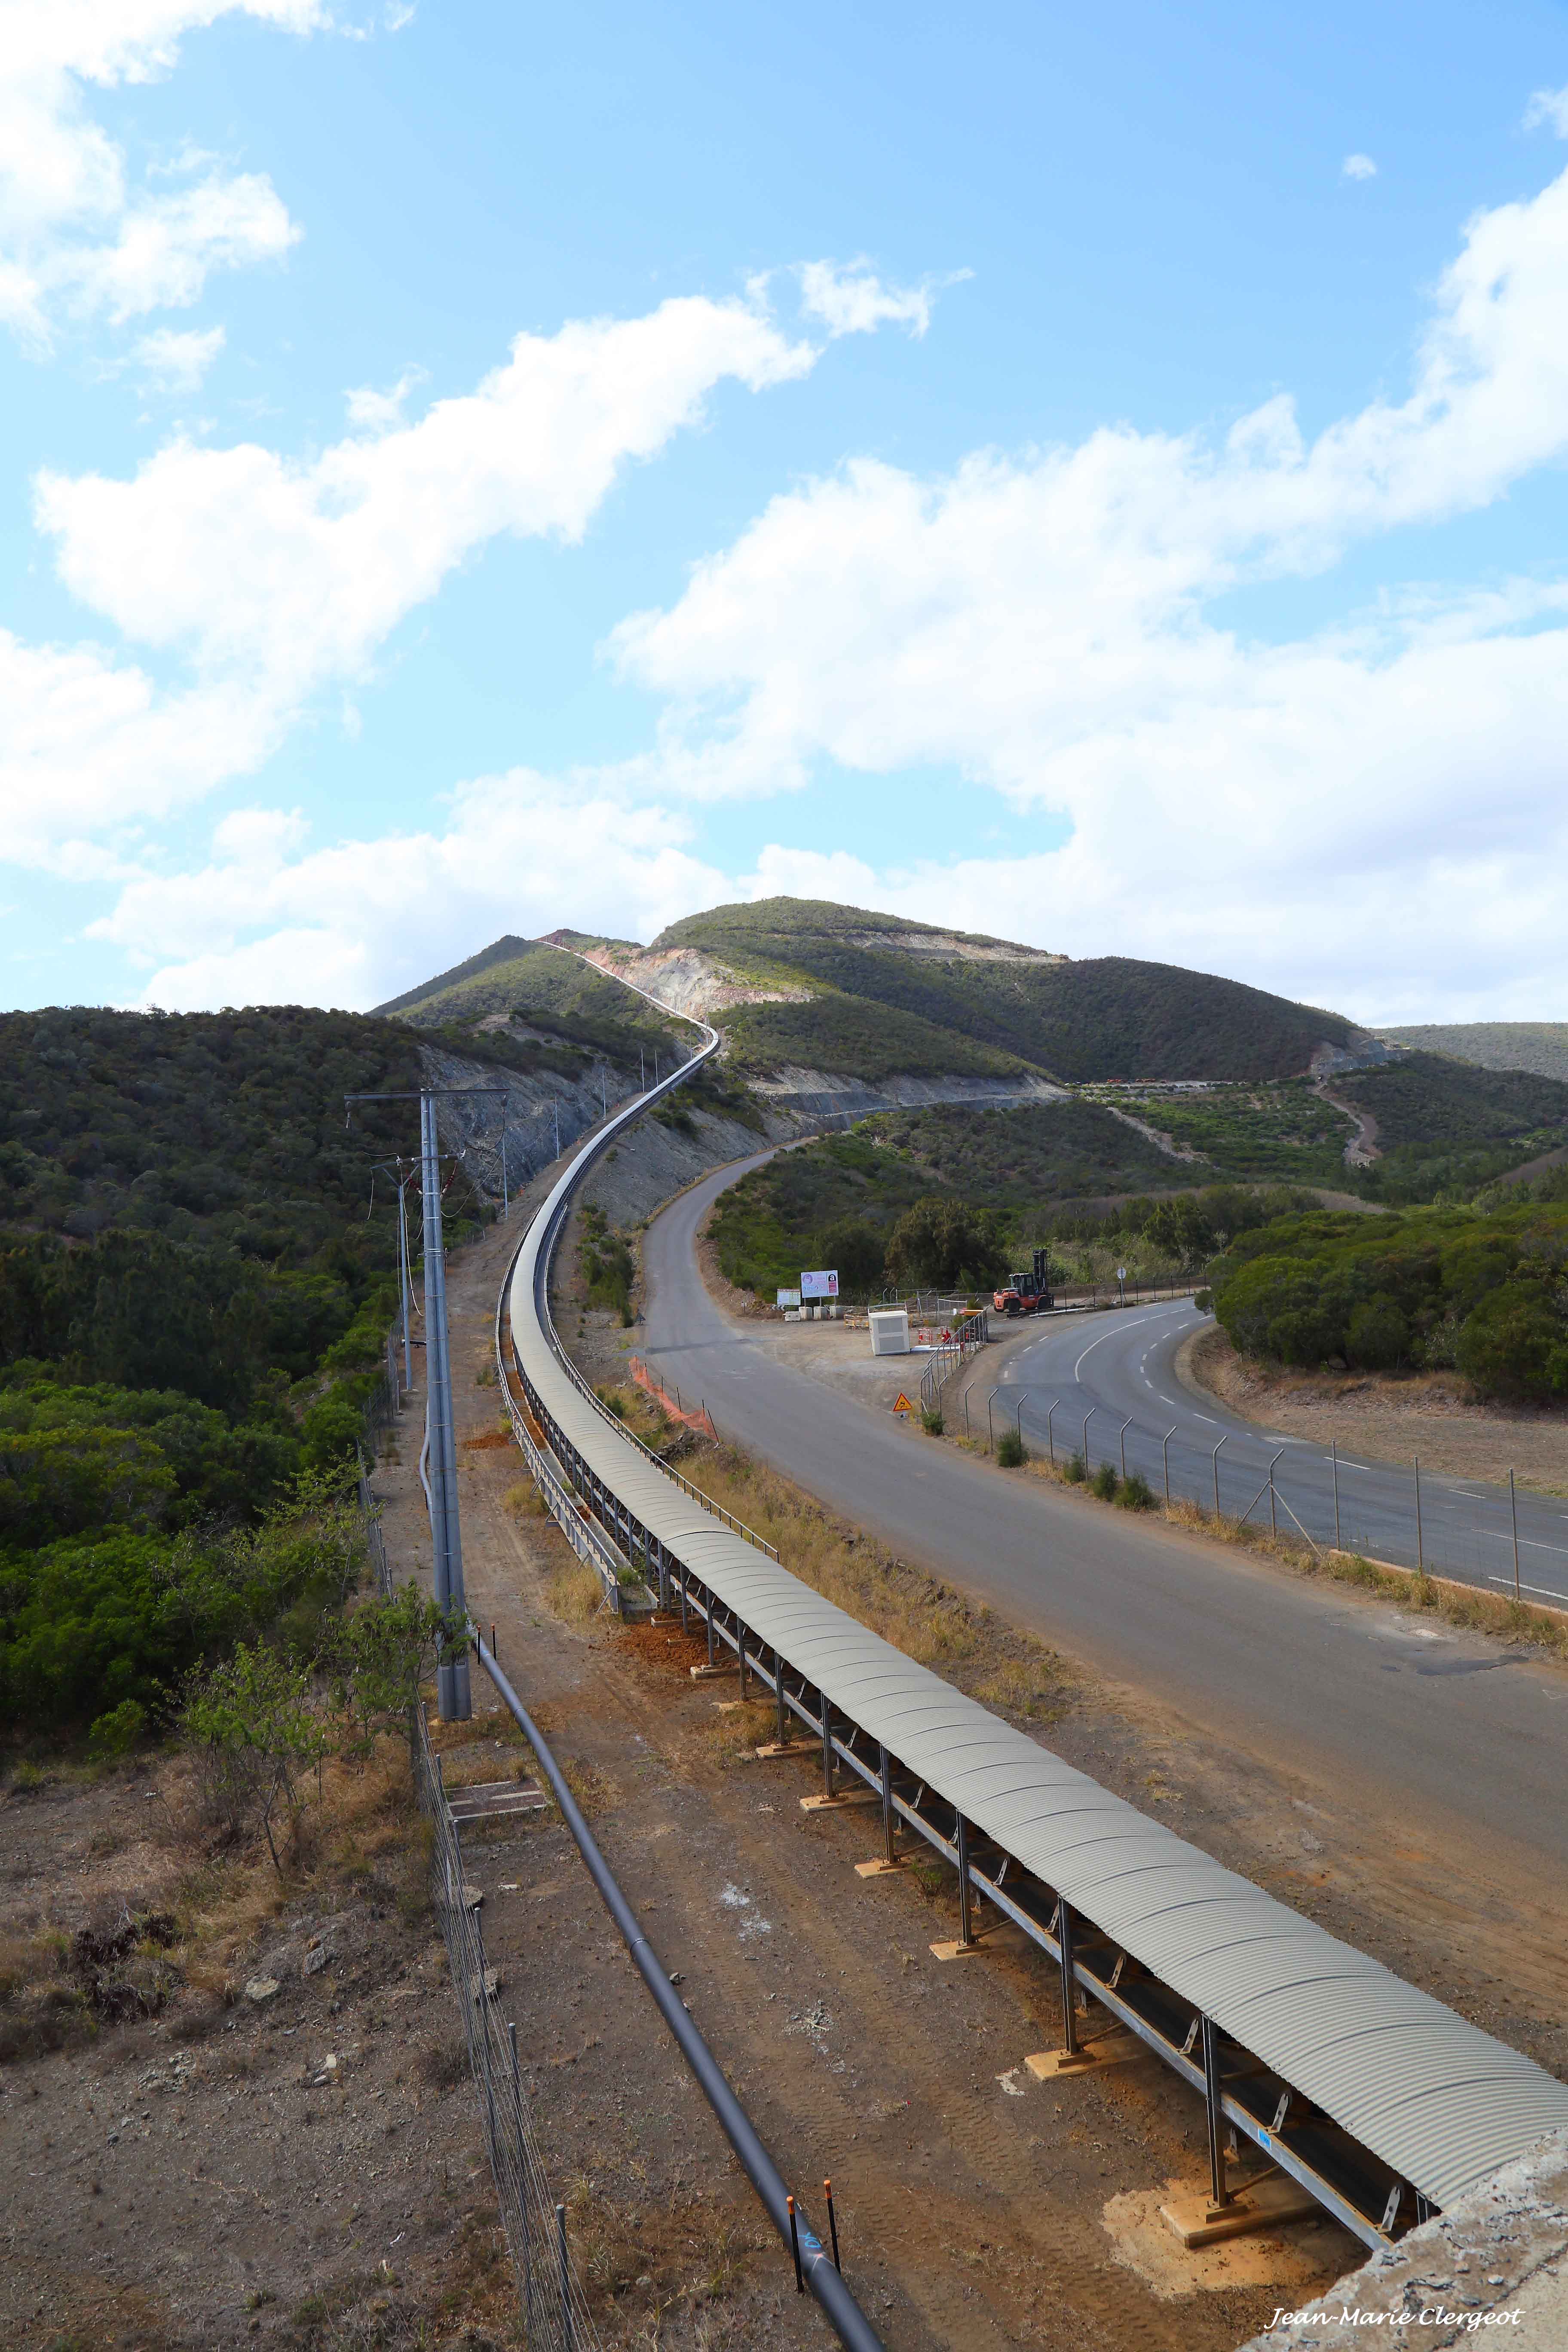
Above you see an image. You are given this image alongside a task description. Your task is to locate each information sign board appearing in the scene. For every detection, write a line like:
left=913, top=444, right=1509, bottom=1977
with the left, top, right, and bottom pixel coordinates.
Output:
left=800, top=1269, right=839, bottom=1299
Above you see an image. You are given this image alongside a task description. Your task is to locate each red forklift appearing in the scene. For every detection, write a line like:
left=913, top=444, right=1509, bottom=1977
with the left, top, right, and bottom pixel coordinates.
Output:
left=993, top=1247, right=1055, bottom=1317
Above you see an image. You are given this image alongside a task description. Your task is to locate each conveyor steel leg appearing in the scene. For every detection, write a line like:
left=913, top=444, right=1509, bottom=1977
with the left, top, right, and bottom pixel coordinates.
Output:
left=775, top=1649, right=786, bottom=1747
left=956, top=1813, right=977, bottom=1950
left=1059, top=1899, right=1079, bottom=2055
left=1203, top=2016, right=1231, bottom=2210
left=821, top=1694, right=835, bottom=1800
left=880, top=1742, right=896, bottom=1866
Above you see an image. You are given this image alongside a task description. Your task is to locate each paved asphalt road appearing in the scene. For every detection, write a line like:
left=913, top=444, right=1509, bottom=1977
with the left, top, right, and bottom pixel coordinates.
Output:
left=1000, top=1300, right=1568, bottom=1604
left=640, top=1153, right=1568, bottom=1867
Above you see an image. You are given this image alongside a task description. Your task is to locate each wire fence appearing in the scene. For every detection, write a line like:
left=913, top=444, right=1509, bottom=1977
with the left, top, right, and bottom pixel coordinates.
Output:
left=358, top=1467, right=605, bottom=2352
left=971, top=1382, right=1556, bottom=1598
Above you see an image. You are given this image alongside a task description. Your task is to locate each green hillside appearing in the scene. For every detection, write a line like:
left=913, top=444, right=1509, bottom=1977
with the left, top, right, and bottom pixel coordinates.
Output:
left=374, top=937, right=685, bottom=1066
left=1373, top=1022, right=1568, bottom=1084
left=710, top=1106, right=1317, bottom=1300
left=722, top=995, right=1031, bottom=1081
left=1333, top=1052, right=1568, bottom=1200
left=655, top=898, right=1357, bottom=1080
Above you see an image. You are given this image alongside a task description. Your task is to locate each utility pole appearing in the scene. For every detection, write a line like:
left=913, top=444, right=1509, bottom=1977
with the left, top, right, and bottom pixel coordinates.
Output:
left=420, top=1090, right=470, bottom=1720
left=371, top=1157, right=418, bottom=1394
left=348, top=1086, right=505, bottom=1720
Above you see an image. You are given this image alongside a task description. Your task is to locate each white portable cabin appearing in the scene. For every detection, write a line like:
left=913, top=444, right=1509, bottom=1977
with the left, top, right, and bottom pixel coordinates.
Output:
left=868, top=1308, right=910, bottom=1357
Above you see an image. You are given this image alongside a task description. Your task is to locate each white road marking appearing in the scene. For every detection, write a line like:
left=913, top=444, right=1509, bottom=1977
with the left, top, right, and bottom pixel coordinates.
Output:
left=1489, top=1574, right=1568, bottom=1605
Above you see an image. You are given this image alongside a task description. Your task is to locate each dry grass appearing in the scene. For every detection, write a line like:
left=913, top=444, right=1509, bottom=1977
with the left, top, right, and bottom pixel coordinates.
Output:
left=503, top=1478, right=548, bottom=1521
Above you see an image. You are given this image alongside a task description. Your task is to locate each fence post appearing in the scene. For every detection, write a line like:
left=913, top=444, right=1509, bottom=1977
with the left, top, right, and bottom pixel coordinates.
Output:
left=508, top=2021, right=534, bottom=2336
left=1082, top=1407, right=1094, bottom=1471
left=1163, top=1425, right=1176, bottom=1502
left=558, top=2203, right=573, bottom=2352
left=1119, top=1417, right=1132, bottom=1479
left=1415, top=1453, right=1424, bottom=1574
left=987, top=1387, right=998, bottom=1453
left=1268, top=1449, right=1281, bottom=1537
left=1332, top=1439, right=1341, bottom=1552
left=1047, top=1402, right=1057, bottom=1467
left=1212, top=1433, right=1227, bottom=1516
left=1510, top=1469, right=1521, bottom=1601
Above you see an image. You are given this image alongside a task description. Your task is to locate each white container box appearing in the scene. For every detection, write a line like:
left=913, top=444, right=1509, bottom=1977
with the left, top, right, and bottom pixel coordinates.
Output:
left=869, top=1308, right=910, bottom=1357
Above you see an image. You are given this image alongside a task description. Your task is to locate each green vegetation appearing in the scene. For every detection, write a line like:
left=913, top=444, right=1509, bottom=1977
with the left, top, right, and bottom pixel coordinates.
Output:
left=995, top=1427, right=1026, bottom=1468
left=1333, top=1053, right=1568, bottom=1200
left=872, top=1099, right=1189, bottom=1201
left=1, top=1465, right=372, bottom=1740
left=884, top=1196, right=1006, bottom=1291
left=577, top=1203, right=634, bottom=1323
left=708, top=1105, right=1314, bottom=1301
left=1084, top=1080, right=1356, bottom=1184
left=0, top=1003, right=484, bottom=1741
left=656, top=897, right=1358, bottom=1080
left=721, top=993, right=1029, bottom=1080
left=1373, top=1023, right=1568, bottom=1084
left=376, top=935, right=687, bottom=1071
left=1209, top=1200, right=1568, bottom=1398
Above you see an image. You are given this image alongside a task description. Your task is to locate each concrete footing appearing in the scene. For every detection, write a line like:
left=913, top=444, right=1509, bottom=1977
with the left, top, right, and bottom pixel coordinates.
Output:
left=1161, top=2173, right=1320, bottom=2247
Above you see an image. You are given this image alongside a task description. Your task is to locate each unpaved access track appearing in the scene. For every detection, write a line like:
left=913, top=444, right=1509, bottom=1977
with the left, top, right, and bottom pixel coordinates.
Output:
left=374, top=1190, right=1366, bottom=2349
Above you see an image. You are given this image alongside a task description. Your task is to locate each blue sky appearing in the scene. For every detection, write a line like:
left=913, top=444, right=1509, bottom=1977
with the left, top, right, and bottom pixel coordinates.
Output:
left=5, top=1, right=1568, bottom=1023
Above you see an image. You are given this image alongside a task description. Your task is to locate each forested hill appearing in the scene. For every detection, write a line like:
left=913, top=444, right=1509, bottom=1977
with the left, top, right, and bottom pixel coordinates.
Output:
left=654, top=898, right=1364, bottom=1081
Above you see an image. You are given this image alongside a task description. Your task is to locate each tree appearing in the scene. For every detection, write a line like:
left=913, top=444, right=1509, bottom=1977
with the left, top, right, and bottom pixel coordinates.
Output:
left=1455, top=1282, right=1568, bottom=1401
left=813, top=1217, right=885, bottom=1294
left=884, top=1196, right=1004, bottom=1292
left=1345, top=1295, right=1408, bottom=1371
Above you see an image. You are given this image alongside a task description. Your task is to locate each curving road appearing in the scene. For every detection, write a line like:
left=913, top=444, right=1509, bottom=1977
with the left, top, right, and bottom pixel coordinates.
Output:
left=997, top=1301, right=1568, bottom=1603
left=640, top=1152, right=1568, bottom=1867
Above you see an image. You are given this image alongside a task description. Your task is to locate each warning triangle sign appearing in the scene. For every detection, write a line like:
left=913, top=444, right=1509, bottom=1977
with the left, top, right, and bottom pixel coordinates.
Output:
left=892, top=1393, right=915, bottom=1415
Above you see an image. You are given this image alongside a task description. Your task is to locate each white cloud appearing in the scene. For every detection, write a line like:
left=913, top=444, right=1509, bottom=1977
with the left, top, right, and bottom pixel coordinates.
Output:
left=1, top=285, right=843, bottom=877
left=590, top=159, right=1568, bottom=1016
left=795, top=257, right=961, bottom=339
left=34, top=292, right=818, bottom=698
left=1524, top=86, right=1568, bottom=137
left=1341, top=153, right=1378, bottom=181
left=0, top=626, right=279, bottom=873
left=0, top=3, right=320, bottom=349
left=92, top=772, right=730, bottom=1008
left=132, top=321, right=225, bottom=389
left=344, top=364, right=426, bottom=432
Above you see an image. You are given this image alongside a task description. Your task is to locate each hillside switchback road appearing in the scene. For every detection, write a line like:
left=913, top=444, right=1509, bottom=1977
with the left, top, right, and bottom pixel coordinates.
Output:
left=639, top=1153, right=1568, bottom=1871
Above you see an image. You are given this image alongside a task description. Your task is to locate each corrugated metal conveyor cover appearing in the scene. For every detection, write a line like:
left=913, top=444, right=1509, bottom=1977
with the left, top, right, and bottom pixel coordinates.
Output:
left=511, top=1157, right=1568, bottom=2213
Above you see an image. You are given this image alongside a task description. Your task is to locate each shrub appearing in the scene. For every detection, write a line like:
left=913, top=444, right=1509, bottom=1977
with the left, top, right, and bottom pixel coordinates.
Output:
left=87, top=1699, right=147, bottom=1758
left=1062, top=1452, right=1086, bottom=1484
left=1090, top=1461, right=1120, bottom=1502
left=1455, top=1282, right=1568, bottom=1400
left=921, top=1407, right=944, bottom=1435
left=1117, top=1471, right=1154, bottom=1511
left=995, top=1428, right=1025, bottom=1468
left=1346, top=1295, right=1408, bottom=1371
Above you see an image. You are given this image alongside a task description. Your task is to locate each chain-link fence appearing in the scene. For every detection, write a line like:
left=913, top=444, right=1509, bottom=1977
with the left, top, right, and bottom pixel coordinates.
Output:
left=358, top=1466, right=604, bottom=2352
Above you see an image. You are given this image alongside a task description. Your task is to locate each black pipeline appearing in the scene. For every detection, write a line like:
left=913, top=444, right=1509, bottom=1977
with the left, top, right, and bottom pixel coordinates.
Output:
left=473, top=1633, right=885, bottom=2352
